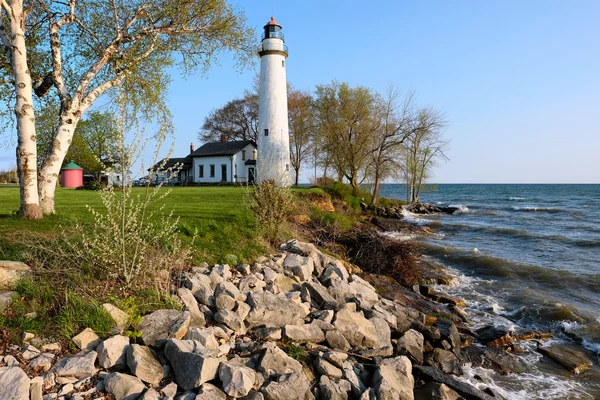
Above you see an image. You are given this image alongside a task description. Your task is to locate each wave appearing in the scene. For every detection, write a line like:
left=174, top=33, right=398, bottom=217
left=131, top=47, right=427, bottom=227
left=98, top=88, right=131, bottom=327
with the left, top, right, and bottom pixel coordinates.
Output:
left=509, top=196, right=528, bottom=201
left=511, top=206, right=566, bottom=213
left=400, top=209, right=431, bottom=226
left=421, top=243, right=600, bottom=293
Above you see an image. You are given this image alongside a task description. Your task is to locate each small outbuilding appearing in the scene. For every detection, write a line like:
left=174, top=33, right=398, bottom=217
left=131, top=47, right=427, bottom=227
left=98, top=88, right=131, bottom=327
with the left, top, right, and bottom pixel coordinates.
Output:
left=61, top=160, right=83, bottom=188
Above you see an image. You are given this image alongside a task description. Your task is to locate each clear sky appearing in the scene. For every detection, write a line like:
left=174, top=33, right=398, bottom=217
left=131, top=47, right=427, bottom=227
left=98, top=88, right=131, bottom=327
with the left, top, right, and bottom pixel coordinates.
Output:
left=1, top=0, right=599, bottom=183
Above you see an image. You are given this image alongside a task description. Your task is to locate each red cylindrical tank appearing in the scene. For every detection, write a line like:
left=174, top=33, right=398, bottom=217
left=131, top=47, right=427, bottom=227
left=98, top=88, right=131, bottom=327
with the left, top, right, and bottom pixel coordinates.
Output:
left=61, top=160, right=83, bottom=188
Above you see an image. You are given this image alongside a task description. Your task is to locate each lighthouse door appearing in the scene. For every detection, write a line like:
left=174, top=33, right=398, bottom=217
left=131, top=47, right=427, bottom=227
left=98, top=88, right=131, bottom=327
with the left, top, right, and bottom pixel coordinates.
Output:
left=248, top=168, right=255, bottom=184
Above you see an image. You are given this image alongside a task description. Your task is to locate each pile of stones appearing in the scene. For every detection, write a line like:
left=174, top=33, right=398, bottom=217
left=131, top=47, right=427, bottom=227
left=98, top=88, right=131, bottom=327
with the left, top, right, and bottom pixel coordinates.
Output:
left=1, top=239, right=508, bottom=400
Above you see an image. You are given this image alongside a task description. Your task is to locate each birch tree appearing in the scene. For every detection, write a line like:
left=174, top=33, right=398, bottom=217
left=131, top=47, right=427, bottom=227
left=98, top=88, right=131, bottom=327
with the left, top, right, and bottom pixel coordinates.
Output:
left=401, top=107, right=448, bottom=203
left=1, top=0, right=254, bottom=217
left=288, top=88, right=314, bottom=186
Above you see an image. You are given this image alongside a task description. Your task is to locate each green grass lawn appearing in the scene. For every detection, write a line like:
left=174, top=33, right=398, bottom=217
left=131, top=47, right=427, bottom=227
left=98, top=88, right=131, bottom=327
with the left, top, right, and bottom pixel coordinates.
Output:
left=0, top=185, right=265, bottom=263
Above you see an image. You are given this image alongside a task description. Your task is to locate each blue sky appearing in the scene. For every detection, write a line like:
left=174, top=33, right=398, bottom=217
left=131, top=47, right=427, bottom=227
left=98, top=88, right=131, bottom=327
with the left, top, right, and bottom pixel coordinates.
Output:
left=1, top=0, right=599, bottom=183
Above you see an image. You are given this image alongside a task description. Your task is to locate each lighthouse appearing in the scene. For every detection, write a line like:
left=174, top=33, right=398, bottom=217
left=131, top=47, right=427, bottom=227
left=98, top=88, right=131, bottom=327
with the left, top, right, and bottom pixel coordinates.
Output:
left=257, top=16, right=291, bottom=186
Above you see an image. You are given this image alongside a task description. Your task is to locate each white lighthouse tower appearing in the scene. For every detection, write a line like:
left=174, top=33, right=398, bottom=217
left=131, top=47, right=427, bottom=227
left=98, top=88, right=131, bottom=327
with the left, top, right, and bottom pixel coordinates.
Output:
left=257, top=16, right=291, bottom=186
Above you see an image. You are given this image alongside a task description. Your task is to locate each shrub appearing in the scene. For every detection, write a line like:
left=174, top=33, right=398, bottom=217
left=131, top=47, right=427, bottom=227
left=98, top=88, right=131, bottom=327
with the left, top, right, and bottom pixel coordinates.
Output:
left=76, top=181, right=103, bottom=191
left=248, top=180, right=294, bottom=245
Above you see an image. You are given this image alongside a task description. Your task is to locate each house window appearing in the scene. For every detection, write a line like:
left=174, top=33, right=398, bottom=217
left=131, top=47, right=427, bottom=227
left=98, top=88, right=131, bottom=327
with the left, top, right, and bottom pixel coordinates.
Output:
left=210, top=164, right=215, bottom=178
left=286, top=164, right=289, bottom=171
left=242, top=150, right=246, bottom=161
left=199, top=165, right=204, bottom=178
left=264, top=128, right=269, bottom=136
left=253, top=150, right=257, bottom=160
left=282, top=60, right=284, bottom=67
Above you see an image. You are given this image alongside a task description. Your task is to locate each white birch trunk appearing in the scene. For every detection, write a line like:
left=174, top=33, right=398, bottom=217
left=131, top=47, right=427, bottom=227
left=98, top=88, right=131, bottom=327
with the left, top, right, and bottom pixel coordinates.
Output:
left=9, top=1, right=42, bottom=219
left=38, top=110, right=81, bottom=213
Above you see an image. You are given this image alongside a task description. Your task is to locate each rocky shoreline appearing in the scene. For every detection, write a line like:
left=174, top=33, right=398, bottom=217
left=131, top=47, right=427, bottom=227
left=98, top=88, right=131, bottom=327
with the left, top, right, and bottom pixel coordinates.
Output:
left=0, top=235, right=594, bottom=400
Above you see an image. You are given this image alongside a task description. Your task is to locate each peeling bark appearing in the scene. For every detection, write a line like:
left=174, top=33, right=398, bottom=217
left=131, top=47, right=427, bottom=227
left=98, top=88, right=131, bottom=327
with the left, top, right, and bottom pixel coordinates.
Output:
left=8, top=1, right=42, bottom=219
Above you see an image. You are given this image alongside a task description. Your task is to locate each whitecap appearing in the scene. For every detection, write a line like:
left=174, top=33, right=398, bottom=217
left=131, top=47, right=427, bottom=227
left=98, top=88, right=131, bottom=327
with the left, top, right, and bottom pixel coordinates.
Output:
left=509, top=196, right=528, bottom=200
left=378, top=231, right=415, bottom=241
left=400, top=208, right=430, bottom=226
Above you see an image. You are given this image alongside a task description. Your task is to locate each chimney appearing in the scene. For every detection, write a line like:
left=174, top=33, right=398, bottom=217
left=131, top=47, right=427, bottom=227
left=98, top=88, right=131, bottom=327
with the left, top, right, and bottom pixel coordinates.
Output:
left=190, top=143, right=194, bottom=153
left=220, top=134, right=227, bottom=143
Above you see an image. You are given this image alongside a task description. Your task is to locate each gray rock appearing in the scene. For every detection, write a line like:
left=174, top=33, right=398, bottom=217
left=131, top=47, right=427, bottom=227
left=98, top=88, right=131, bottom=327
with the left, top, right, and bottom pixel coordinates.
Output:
left=174, top=391, right=196, bottom=400
left=320, top=265, right=349, bottom=285
left=348, top=275, right=379, bottom=307
left=102, top=303, right=130, bottom=332
left=214, top=309, right=245, bottom=333
left=323, top=352, right=347, bottom=369
left=0, top=260, right=31, bottom=290
left=104, top=372, right=146, bottom=400
left=186, top=275, right=214, bottom=307
left=372, top=356, right=414, bottom=400
left=139, top=388, right=161, bottom=400
left=0, top=291, right=16, bottom=312
left=72, top=328, right=102, bottom=352
left=29, top=353, right=55, bottom=372
left=139, top=309, right=191, bottom=347
left=257, top=343, right=303, bottom=376
left=178, top=288, right=206, bottom=328
left=435, top=320, right=461, bottom=356
left=0, top=366, right=30, bottom=400
left=261, top=371, right=310, bottom=400
left=414, top=382, right=462, bottom=400
left=246, top=291, right=309, bottom=328
left=3, top=354, right=18, bottom=367
left=284, top=324, right=325, bottom=343
left=396, top=329, right=424, bottom=365
left=127, top=344, right=164, bottom=386
left=97, top=335, right=130, bottom=369
left=160, top=382, right=178, bottom=398
left=359, top=388, right=377, bottom=400
left=312, top=310, right=334, bottom=324
left=30, top=376, right=44, bottom=400
left=196, top=382, right=226, bottom=399
left=302, top=281, right=339, bottom=310
left=219, top=361, right=256, bottom=398
left=183, top=328, right=219, bottom=351
left=215, top=281, right=245, bottom=301
left=164, top=339, right=225, bottom=390
left=325, top=330, right=351, bottom=352
left=315, top=358, right=342, bottom=379
left=54, top=351, right=97, bottom=380
left=370, top=317, right=392, bottom=349
left=253, top=327, right=282, bottom=341
left=21, top=344, right=41, bottom=360
left=425, top=348, right=462, bottom=375
left=333, top=303, right=378, bottom=348
left=283, top=253, right=314, bottom=282
left=342, top=361, right=367, bottom=398
left=317, top=375, right=351, bottom=399
left=215, top=294, right=236, bottom=311
left=311, top=319, right=335, bottom=332
left=413, top=366, right=496, bottom=400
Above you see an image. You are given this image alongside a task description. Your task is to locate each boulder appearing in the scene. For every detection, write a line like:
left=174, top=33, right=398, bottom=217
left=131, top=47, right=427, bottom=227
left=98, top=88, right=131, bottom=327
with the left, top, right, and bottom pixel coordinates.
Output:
left=425, top=348, right=462, bottom=375
left=253, top=327, right=282, bottom=341
left=537, top=344, right=593, bottom=374
left=258, top=343, right=303, bottom=376
left=196, top=383, right=227, bottom=399
left=413, top=366, right=495, bottom=400
left=215, top=281, right=245, bottom=301
left=372, top=356, right=414, bottom=400
left=435, top=320, right=462, bottom=356
left=30, top=376, right=43, bottom=400
left=164, top=339, right=225, bottom=390
left=21, top=344, right=41, bottom=360
left=97, top=335, right=130, bottom=369
left=0, top=260, right=30, bottom=291
left=104, top=372, right=146, bottom=400
left=238, top=275, right=267, bottom=293
left=54, top=351, right=97, bottom=380
left=127, top=344, right=164, bottom=386
left=475, top=326, right=513, bottom=348
left=246, top=291, right=308, bottom=328
left=325, top=330, right=351, bottom=352
left=177, top=287, right=206, bottom=328
left=183, top=328, right=219, bottom=351
left=72, top=328, right=101, bottom=352
left=342, top=361, right=367, bottom=398
left=323, top=352, right=348, bottom=369
left=332, top=303, right=378, bottom=348
left=315, top=358, right=342, bottom=379
left=219, top=361, right=256, bottom=398
left=284, top=324, right=325, bottom=343
left=138, top=309, right=191, bottom=347
left=317, top=375, right=351, bottom=400
left=215, top=295, right=236, bottom=311
left=396, top=329, right=424, bottom=365
left=160, top=382, right=178, bottom=398
left=186, top=275, right=214, bottom=307
left=302, top=281, right=339, bottom=310
left=414, top=383, right=462, bottom=400
left=283, top=253, right=314, bottom=282
left=214, top=309, right=245, bottom=333
left=312, top=310, right=334, bottom=324
left=348, top=275, right=379, bottom=307
left=139, top=388, right=161, bottom=400
left=261, top=371, right=310, bottom=400
left=29, top=353, right=55, bottom=372
left=0, top=366, right=30, bottom=400
left=102, top=303, right=130, bottom=332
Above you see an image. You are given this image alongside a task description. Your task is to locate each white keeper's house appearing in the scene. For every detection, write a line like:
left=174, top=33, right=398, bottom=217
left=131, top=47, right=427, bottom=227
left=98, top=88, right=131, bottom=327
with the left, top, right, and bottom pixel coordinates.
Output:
left=151, top=139, right=257, bottom=185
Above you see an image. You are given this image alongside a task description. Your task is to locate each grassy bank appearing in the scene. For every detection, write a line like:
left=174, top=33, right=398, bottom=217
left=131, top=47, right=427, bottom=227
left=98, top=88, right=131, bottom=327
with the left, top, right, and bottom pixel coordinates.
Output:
left=0, top=186, right=263, bottom=263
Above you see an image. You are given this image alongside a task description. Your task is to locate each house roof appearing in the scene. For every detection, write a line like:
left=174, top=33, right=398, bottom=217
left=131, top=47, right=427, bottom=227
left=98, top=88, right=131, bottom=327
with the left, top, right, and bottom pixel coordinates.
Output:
left=148, top=157, right=192, bottom=171
left=189, top=140, right=256, bottom=158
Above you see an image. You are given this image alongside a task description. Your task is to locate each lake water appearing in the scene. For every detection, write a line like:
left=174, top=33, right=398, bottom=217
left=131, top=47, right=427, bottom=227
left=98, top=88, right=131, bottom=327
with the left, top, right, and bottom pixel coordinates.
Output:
left=380, top=184, right=600, bottom=399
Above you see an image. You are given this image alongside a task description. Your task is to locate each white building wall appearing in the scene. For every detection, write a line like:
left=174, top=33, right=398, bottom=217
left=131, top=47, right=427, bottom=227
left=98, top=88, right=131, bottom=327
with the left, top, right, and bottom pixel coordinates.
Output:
left=192, top=156, right=234, bottom=183
left=257, top=37, right=291, bottom=186
left=232, top=143, right=257, bottom=183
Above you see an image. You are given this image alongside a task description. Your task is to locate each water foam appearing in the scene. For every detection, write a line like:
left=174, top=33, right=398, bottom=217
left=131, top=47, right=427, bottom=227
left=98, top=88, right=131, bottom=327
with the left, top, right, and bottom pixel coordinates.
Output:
left=378, top=231, right=416, bottom=241
left=449, top=204, right=470, bottom=215
left=509, top=196, right=528, bottom=201
left=400, top=208, right=430, bottom=225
